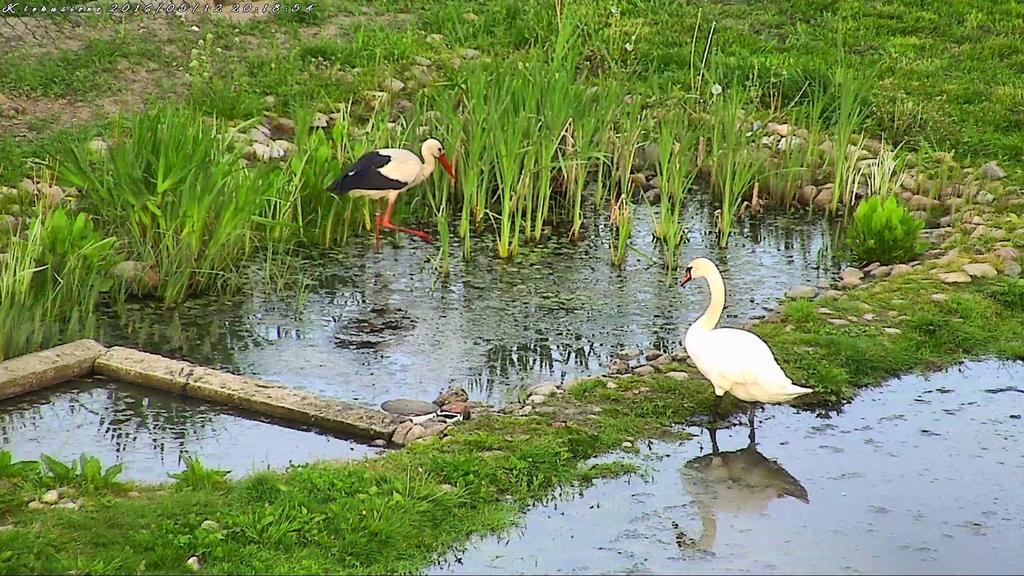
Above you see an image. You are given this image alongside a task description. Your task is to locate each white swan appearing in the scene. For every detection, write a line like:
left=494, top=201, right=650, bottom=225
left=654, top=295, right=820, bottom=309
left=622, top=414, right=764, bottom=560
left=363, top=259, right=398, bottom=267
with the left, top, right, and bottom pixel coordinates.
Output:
left=681, top=257, right=813, bottom=441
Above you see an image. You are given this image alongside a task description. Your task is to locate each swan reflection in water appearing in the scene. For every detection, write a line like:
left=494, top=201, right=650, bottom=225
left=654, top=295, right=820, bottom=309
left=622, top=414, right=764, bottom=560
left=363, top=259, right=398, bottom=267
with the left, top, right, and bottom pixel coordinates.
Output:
left=675, top=427, right=809, bottom=551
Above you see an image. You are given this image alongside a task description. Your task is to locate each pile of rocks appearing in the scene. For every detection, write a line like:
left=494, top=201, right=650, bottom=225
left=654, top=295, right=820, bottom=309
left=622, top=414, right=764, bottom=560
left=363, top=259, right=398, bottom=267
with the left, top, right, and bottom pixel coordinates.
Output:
left=606, top=346, right=692, bottom=382
left=25, top=487, right=83, bottom=511
left=381, top=385, right=481, bottom=448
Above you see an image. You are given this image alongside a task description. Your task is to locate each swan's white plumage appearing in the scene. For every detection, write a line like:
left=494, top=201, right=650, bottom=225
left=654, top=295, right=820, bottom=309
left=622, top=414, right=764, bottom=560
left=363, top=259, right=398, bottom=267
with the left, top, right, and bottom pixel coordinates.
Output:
left=683, top=258, right=813, bottom=404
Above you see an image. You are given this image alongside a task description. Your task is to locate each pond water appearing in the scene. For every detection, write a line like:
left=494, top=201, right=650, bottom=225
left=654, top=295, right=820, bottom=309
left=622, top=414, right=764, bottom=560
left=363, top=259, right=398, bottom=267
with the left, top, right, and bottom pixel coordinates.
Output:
left=430, top=360, right=1024, bottom=575
left=1, top=198, right=839, bottom=479
left=0, top=376, right=379, bottom=482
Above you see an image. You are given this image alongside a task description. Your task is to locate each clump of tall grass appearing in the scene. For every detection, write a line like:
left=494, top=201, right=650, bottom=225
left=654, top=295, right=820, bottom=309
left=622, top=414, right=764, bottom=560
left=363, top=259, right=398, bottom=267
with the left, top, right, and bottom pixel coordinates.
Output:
left=651, top=114, right=697, bottom=272
left=0, top=207, right=118, bottom=360
left=58, top=105, right=265, bottom=306
left=828, top=66, right=873, bottom=213
left=610, top=193, right=633, bottom=268
left=708, top=93, right=762, bottom=248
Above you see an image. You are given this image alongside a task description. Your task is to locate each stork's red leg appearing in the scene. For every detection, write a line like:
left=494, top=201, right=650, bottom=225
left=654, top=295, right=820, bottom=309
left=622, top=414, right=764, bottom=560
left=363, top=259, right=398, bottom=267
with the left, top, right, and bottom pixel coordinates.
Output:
left=381, top=196, right=434, bottom=243
left=374, top=199, right=383, bottom=253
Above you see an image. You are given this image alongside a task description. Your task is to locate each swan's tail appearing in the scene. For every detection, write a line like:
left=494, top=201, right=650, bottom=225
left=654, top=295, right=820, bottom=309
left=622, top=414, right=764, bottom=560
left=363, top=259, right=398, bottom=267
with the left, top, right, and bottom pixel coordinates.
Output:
left=778, top=381, right=814, bottom=402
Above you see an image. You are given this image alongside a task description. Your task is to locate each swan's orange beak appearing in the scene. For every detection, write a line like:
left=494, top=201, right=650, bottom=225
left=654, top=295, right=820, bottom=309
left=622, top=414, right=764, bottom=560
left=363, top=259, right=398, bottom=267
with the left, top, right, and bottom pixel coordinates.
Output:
left=680, top=268, right=693, bottom=287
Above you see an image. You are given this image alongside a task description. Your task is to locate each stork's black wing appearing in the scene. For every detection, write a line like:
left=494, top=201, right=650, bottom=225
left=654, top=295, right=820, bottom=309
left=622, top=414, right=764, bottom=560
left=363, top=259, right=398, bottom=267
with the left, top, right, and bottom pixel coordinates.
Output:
left=326, top=151, right=407, bottom=195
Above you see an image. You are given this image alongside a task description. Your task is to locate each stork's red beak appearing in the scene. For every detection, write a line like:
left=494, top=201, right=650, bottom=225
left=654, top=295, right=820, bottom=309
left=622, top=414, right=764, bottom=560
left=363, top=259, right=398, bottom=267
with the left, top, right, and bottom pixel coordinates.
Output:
left=439, top=153, right=457, bottom=182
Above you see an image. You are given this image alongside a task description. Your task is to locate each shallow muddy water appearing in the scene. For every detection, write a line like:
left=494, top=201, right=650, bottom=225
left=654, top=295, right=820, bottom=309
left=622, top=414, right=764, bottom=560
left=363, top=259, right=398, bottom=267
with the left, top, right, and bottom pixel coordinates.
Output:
left=1, top=199, right=839, bottom=477
left=430, top=360, right=1024, bottom=575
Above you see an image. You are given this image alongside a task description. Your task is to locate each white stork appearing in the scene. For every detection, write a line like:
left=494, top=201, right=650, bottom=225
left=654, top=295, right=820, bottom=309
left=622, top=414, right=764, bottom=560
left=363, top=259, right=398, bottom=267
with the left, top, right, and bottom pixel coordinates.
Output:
left=327, top=138, right=456, bottom=250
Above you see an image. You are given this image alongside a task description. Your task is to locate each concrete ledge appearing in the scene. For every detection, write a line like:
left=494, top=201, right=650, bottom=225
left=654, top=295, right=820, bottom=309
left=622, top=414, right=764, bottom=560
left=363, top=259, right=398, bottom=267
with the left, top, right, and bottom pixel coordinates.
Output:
left=94, top=347, right=405, bottom=440
left=0, top=339, right=108, bottom=401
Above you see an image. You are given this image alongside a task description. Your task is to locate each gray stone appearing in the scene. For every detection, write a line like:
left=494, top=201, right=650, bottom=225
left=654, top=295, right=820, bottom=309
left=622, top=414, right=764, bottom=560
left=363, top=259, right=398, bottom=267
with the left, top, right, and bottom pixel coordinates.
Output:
left=936, top=249, right=962, bottom=266
left=527, top=383, right=559, bottom=397
left=40, top=490, right=60, bottom=505
left=370, top=439, right=387, bottom=448
left=665, top=371, right=690, bottom=381
left=889, top=264, right=913, bottom=277
left=608, top=358, right=631, bottom=375
left=839, top=278, right=862, bottom=289
left=268, top=116, right=296, bottom=140
left=413, top=56, right=433, bottom=67
left=632, top=365, right=656, bottom=376
left=433, top=386, right=469, bottom=407
left=883, top=328, right=902, bottom=335
left=644, top=349, right=664, bottom=362
left=979, top=161, right=1006, bottom=180
left=1004, top=262, right=1021, bottom=278
left=962, top=263, right=997, bottom=278
left=385, top=78, right=406, bottom=92
left=976, top=191, right=996, bottom=204
left=930, top=293, right=949, bottom=302
left=527, top=394, right=547, bottom=404
left=908, top=195, right=940, bottom=211
left=828, top=318, right=851, bottom=326
left=938, top=272, right=972, bottom=284
left=460, top=48, right=481, bottom=60
left=186, top=556, right=202, bottom=572
left=615, top=347, right=641, bottom=361
left=786, top=285, right=818, bottom=299
left=819, top=290, right=844, bottom=300
left=870, top=265, right=892, bottom=277
left=27, top=500, right=46, bottom=510
left=992, top=247, right=1019, bottom=263
left=649, top=354, right=674, bottom=368
left=840, top=267, right=865, bottom=282
left=798, top=185, right=817, bottom=206
left=407, top=418, right=449, bottom=444
left=381, top=398, right=438, bottom=417
left=813, top=186, right=834, bottom=209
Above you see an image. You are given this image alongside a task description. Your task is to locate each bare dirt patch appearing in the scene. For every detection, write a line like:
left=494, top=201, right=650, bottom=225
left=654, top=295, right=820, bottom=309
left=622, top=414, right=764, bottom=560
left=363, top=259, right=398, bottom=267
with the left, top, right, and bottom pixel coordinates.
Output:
left=0, top=65, right=188, bottom=139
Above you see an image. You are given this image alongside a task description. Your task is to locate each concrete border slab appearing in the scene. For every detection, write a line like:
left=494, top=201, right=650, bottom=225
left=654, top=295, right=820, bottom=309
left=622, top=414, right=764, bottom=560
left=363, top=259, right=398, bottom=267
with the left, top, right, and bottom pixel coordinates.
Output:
left=0, top=339, right=107, bottom=401
left=94, top=346, right=405, bottom=440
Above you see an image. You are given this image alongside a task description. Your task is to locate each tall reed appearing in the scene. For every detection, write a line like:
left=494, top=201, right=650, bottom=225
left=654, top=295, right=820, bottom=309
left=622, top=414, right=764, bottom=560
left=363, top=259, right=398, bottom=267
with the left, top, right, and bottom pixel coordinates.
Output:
left=829, top=66, right=872, bottom=213
left=652, top=115, right=698, bottom=271
left=610, top=192, right=633, bottom=268
left=709, top=94, right=762, bottom=248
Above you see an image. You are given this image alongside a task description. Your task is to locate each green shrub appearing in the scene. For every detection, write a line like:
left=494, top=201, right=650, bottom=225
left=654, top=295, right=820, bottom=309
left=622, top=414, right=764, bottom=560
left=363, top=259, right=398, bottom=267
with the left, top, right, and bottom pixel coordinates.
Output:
left=845, top=195, right=926, bottom=265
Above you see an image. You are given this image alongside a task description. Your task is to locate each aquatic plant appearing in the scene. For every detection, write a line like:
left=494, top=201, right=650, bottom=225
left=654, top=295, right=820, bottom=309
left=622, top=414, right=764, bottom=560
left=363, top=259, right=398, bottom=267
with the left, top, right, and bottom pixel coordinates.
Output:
left=709, top=93, right=762, bottom=248
left=38, top=453, right=124, bottom=493
left=58, top=105, right=264, bottom=306
left=610, top=192, right=634, bottom=268
left=169, top=454, right=230, bottom=491
left=829, top=65, right=873, bottom=213
left=0, top=450, right=38, bottom=481
left=844, top=195, right=925, bottom=265
left=0, top=206, right=118, bottom=360
left=652, top=116, right=698, bottom=272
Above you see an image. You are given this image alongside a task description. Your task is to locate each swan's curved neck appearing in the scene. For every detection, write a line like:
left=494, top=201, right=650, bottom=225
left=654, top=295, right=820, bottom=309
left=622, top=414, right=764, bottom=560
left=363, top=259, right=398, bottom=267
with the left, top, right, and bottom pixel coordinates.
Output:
left=415, top=143, right=437, bottom=185
left=695, top=268, right=726, bottom=331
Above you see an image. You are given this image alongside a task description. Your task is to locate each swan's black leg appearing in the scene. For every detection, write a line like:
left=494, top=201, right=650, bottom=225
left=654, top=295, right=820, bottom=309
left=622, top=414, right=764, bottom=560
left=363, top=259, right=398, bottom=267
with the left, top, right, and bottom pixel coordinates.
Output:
left=713, top=394, right=723, bottom=421
left=747, top=404, right=757, bottom=444
left=708, top=426, right=721, bottom=454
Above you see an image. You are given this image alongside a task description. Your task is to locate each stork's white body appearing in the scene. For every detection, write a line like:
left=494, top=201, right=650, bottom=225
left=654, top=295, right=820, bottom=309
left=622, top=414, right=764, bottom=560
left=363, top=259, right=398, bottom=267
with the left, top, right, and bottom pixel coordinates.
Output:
left=345, top=148, right=429, bottom=201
